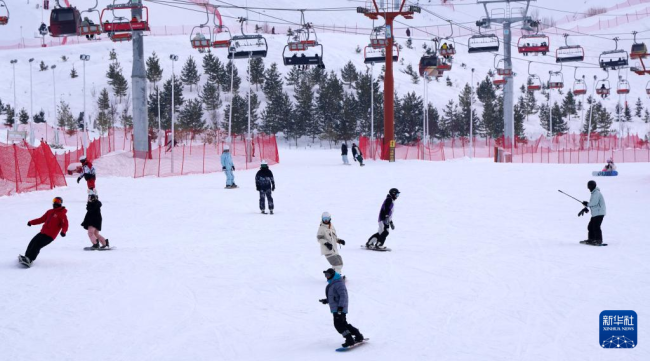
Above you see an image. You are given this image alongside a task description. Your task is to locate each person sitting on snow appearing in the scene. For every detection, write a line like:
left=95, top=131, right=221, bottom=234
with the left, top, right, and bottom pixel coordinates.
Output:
left=602, top=158, right=616, bottom=172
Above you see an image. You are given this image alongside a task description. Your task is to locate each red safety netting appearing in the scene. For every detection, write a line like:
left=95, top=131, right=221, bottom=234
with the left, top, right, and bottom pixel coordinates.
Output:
left=0, top=141, right=67, bottom=196
left=133, top=132, right=279, bottom=178
left=53, top=128, right=133, bottom=173
left=359, top=134, right=650, bottom=164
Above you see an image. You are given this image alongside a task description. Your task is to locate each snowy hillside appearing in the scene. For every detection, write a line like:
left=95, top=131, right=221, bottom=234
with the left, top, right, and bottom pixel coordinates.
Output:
left=1, top=0, right=650, bottom=141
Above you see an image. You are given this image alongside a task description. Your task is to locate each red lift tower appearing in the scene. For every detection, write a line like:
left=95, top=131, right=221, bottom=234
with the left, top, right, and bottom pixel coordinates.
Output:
left=358, top=1, right=419, bottom=161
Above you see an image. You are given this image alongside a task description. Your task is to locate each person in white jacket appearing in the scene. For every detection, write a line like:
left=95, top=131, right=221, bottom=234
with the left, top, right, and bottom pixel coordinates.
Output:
left=317, top=212, right=346, bottom=274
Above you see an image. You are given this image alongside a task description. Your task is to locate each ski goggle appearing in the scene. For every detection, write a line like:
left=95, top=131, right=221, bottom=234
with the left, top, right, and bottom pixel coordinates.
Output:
left=394, top=192, right=400, bottom=198
left=52, top=197, right=63, bottom=205
left=322, top=216, right=331, bottom=222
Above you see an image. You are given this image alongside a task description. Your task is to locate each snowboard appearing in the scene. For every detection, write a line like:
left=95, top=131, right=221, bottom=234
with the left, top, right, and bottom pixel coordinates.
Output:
left=579, top=241, right=608, bottom=246
left=84, top=246, right=115, bottom=251
left=336, top=338, right=369, bottom=352
left=17, top=255, right=31, bottom=268
left=360, top=245, right=391, bottom=252
left=592, top=171, right=618, bottom=176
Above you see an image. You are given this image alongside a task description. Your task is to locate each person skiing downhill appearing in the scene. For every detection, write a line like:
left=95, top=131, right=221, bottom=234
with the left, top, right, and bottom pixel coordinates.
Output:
left=579, top=180, right=606, bottom=245
left=255, top=160, right=275, bottom=214
left=77, top=156, right=97, bottom=200
left=81, top=194, right=109, bottom=250
left=341, top=143, right=350, bottom=165
left=221, top=145, right=238, bottom=189
left=317, top=212, right=346, bottom=274
left=351, top=143, right=364, bottom=167
left=19, top=197, right=69, bottom=267
left=366, top=188, right=399, bottom=250
left=319, top=268, right=365, bottom=348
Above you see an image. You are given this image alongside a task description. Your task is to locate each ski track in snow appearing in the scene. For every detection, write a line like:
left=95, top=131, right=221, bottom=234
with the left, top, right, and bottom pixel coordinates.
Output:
left=0, top=148, right=649, bottom=360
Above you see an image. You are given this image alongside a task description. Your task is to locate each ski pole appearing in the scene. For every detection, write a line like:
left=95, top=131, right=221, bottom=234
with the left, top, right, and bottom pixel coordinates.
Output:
left=558, top=190, right=583, bottom=205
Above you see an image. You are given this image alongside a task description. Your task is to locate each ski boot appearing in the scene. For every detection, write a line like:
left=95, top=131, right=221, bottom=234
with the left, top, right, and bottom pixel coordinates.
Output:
left=580, top=239, right=593, bottom=244
left=592, top=239, right=603, bottom=246
left=18, top=255, right=32, bottom=267
left=100, top=239, right=110, bottom=249
left=225, top=185, right=232, bottom=189
left=91, top=243, right=100, bottom=250
left=270, top=210, right=274, bottom=215
left=341, top=334, right=356, bottom=348
left=261, top=210, right=267, bottom=214
left=349, top=325, right=364, bottom=343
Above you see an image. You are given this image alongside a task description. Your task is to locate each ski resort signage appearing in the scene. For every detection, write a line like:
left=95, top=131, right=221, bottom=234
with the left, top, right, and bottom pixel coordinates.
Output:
left=600, top=310, right=637, bottom=349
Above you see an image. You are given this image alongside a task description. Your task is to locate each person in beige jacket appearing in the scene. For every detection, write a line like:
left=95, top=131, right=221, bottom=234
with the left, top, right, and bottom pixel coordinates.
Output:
left=317, top=212, right=346, bottom=274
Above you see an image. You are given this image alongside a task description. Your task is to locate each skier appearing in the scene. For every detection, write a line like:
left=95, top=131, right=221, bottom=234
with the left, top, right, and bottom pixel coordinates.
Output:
left=317, top=212, right=346, bottom=274
left=366, top=188, right=400, bottom=250
left=221, top=145, right=238, bottom=189
left=255, top=160, right=275, bottom=214
left=579, top=180, right=606, bottom=245
left=319, top=268, right=365, bottom=348
left=81, top=194, right=109, bottom=250
left=351, top=143, right=364, bottom=167
left=341, top=142, right=350, bottom=165
left=602, top=158, right=617, bottom=172
left=77, top=156, right=97, bottom=200
left=19, top=197, right=69, bottom=267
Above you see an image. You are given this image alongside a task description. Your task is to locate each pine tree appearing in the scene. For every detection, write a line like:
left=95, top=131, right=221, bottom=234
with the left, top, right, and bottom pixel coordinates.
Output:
left=112, top=71, right=129, bottom=102
left=341, top=61, right=358, bottom=89
left=70, top=66, right=78, bottom=79
left=120, top=107, right=133, bottom=128
left=634, top=97, right=644, bottom=118
left=561, top=91, right=577, bottom=117
left=316, top=72, right=345, bottom=143
left=285, top=66, right=303, bottom=90
left=263, top=63, right=283, bottom=100
left=338, top=93, right=358, bottom=141
left=18, top=108, right=29, bottom=124
left=223, top=92, right=260, bottom=135
left=200, top=81, right=222, bottom=128
left=514, top=103, right=526, bottom=139
left=148, top=75, right=185, bottom=129
left=480, top=78, right=501, bottom=139
left=541, top=102, right=568, bottom=135
left=400, top=64, right=420, bottom=84
left=624, top=103, right=632, bottom=122
left=644, top=109, right=650, bottom=123
left=261, top=91, right=293, bottom=137
left=446, top=76, right=453, bottom=87
left=39, top=61, right=49, bottom=71
left=179, top=98, right=205, bottom=130
left=310, top=66, right=327, bottom=87
left=98, top=88, right=111, bottom=113
left=146, top=51, right=164, bottom=88
left=109, top=49, right=117, bottom=61
left=426, top=104, right=444, bottom=139
left=4, top=105, right=15, bottom=127
left=106, top=62, right=120, bottom=83
left=33, top=110, right=46, bottom=123
left=96, top=110, right=111, bottom=134
left=181, top=56, right=201, bottom=92
left=477, top=76, right=495, bottom=103
left=77, top=112, right=86, bottom=131
left=406, top=38, right=413, bottom=49
left=354, top=70, right=383, bottom=136
left=457, top=84, right=480, bottom=137
left=223, top=61, right=241, bottom=92
left=295, top=78, right=318, bottom=142
left=583, top=102, right=613, bottom=135
left=395, top=92, right=423, bottom=143
left=202, top=52, right=218, bottom=83
left=57, top=101, right=76, bottom=135
left=249, top=58, right=265, bottom=91
left=440, top=100, right=458, bottom=138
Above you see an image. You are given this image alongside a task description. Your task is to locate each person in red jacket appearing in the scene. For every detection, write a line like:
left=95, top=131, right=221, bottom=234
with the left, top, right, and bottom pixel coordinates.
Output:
left=19, top=197, right=69, bottom=267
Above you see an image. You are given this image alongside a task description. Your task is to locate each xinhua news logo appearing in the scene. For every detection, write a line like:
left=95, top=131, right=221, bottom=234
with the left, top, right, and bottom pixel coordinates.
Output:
left=600, top=310, right=637, bottom=349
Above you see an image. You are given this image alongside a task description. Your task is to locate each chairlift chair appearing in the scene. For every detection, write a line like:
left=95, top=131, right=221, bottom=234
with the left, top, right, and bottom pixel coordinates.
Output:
left=370, top=26, right=387, bottom=49
left=548, top=70, right=564, bottom=89
left=100, top=1, right=150, bottom=39
left=49, top=1, right=81, bottom=37
left=495, top=57, right=511, bottom=76
left=573, top=80, right=587, bottom=95
left=190, top=6, right=212, bottom=52
left=595, top=79, right=611, bottom=97
left=78, top=1, right=102, bottom=37
left=440, top=21, right=456, bottom=58
left=526, top=62, right=541, bottom=91
left=0, top=0, right=9, bottom=26
left=468, top=34, right=499, bottom=53
left=364, top=44, right=398, bottom=64
left=493, top=78, right=506, bottom=87
left=283, top=15, right=324, bottom=68
left=630, top=31, right=648, bottom=59
left=646, top=81, right=650, bottom=95
left=599, top=38, right=629, bottom=70
left=556, top=34, right=584, bottom=63
left=228, top=18, right=268, bottom=59
left=212, top=25, right=231, bottom=49
left=617, top=78, right=630, bottom=95
left=518, top=34, right=549, bottom=56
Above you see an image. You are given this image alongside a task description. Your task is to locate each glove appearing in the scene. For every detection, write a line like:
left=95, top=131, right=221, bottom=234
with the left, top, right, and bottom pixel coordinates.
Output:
left=60, top=232, right=66, bottom=237
left=256, top=187, right=260, bottom=191
left=319, top=299, right=328, bottom=304
left=578, top=208, right=589, bottom=217
left=582, top=201, right=588, bottom=207
left=337, top=307, right=343, bottom=315
left=337, top=239, right=345, bottom=246
left=325, top=242, right=333, bottom=251
left=390, top=221, right=395, bottom=230
left=272, top=186, right=275, bottom=191
left=27, top=222, right=31, bottom=227
left=222, top=167, right=226, bottom=171
left=77, top=177, right=82, bottom=184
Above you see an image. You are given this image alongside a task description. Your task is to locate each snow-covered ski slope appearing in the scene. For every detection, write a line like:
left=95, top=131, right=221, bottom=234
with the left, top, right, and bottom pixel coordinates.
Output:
left=2, top=0, right=650, bottom=140
left=1, top=149, right=649, bottom=360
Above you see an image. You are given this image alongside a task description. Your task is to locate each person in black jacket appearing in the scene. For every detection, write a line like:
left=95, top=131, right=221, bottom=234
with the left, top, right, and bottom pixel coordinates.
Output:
left=351, top=143, right=364, bottom=167
left=255, top=160, right=275, bottom=214
left=81, top=194, right=109, bottom=249
left=341, top=142, right=350, bottom=165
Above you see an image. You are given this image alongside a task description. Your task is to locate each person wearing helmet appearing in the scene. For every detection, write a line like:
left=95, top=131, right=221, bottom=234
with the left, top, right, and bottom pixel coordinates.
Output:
left=255, top=160, right=275, bottom=214
left=81, top=194, right=110, bottom=250
left=579, top=180, right=607, bottom=245
left=317, top=212, right=346, bottom=274
left=319, top=268, right=365, bottom=348
left=366, top=188, right=400, bottom=250
left=220, top=145, right=237, bottom=189
left=19, top=197, right=69, bottom=267
left=602, top=158, right=617, bottom=172
left=351, top=143, right=364, bottom=167
left=77, top=156, right=97, bottom=200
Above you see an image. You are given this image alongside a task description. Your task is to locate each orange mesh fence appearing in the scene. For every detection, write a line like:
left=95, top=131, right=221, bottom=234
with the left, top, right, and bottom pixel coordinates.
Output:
left=0, top=141, right=67, bottom=196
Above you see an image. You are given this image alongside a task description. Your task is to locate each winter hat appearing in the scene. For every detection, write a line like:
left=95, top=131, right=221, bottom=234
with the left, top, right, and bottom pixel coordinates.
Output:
left=323, top=268, right=336, bottom=280
left=223, top=145, right=230, bottom=151
left=587, top=180, right=597, bottom=191
left=79, top=156, right=87, bottom=163
left=261, top=159, right=268, bottom=168
left=321, top=212, right=331, bottom=223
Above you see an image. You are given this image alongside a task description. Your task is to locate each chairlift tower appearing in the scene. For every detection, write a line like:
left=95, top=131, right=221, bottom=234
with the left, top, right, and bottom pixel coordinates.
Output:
left=477, top=0, right=534, bottom=149
left=358, top=1, right=420, bottom=162
left=131, top=0, right=148, bottom=158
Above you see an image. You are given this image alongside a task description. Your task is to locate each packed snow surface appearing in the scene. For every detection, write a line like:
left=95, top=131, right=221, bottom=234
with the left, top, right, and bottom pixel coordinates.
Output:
left=0, top=148, right=649, bottom=360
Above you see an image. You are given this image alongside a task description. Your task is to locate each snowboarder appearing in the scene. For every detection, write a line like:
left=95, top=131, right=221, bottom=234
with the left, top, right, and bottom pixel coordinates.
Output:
left=341, top=142, right=350, bottom=165
left=77, top=156, right=97, bottom=200
left=19, top=197, right=69, bottom=267
left=579, top=180, right=606, bottom=245
left=255, top=160, right=275, bottom=214
left=602, top=158, right=617, bottom=172
left=221, top=145, right=238, bottom=189
left=81, top=194, right=109, bottom=250
left=317, top=212, right=346, bottom=274
left=351, top=143, right=364, bottom=167
left=319, top=268, right=365, bottom=348
left=366, top=188, right=399, bottom=250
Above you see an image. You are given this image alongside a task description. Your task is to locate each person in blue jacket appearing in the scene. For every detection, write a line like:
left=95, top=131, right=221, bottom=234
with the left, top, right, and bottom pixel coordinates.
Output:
left=579, top=180, right=606, bottom=245
left=319, top=268, right=364, bottom=348
left=220, top=145, right=238, bottom=189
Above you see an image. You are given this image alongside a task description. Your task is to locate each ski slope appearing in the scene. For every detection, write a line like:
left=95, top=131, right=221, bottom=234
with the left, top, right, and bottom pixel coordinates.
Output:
left=0, top=149, right=649, bottom=360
